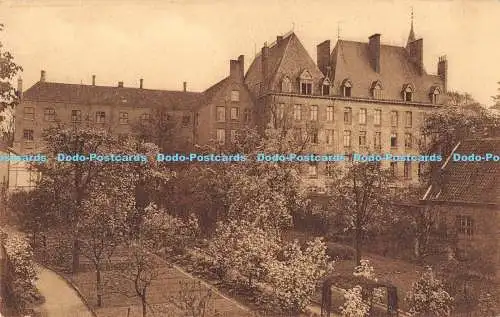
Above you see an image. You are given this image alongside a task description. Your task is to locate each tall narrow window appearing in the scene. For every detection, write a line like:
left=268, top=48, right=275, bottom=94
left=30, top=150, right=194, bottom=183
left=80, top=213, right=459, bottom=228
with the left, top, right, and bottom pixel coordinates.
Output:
left=371, top=81, right=383, bottom=99
left=390, top=162, right=397, bottom=177
left=344, top=107, right=352, bottom=125
left=310, top=105, right=318, bottom=121
left=44, top=108, right=55, bottom=121
left=96, top=111, right=106, bottom=123
left=308, top=163, right=318, bottom=178
left=311, top=130, right=319, bottom=144
left=390, top=133, right=398, bottom=148
left=216, top=129, right=225, bottom=144
left=343, top=130, right=351, bottom=148
left=24, top=107, right=34, bottom=120
left=230, top=130, right=237, bottom=143
left=405, top=111, right=412, bottom=127
left=374, top=109, right=382, bottom=126
left=322, top=84, right=330, bottom=96
left=374, top=131, right=381, bottom=150
left=231, top=107, right=239, bottom=120
left=23, top=129, right=34, bottom=141
left=326, top=106, right=334, bottom=121
left=359, top=131, right=367, bottom=147
left=281, top=76, right=292, bottom=93
left=244, top=108, right=251, bottom=123
left=391, top=111, right=398, bottom=127
left=457, top=215, right=474, bottom=238
left=326, top=129, right=334, bottom=145
left=71, top=110, right=82, bottom=123
left=403, top=84, right=414, bottom=102
left=405, top=133, right=413, bottom=148
left=359, top=108, right=367, bottom=125
left=342, top=79, right=352, bottom=97
left=404, top=161, right=412, bottom=179
left=430, top=86, right=441, bottom=104
left=276, top=104, right=285, bottom=120
left=216, top=106, right=225, bottom=122
left=231, top=90, right=240, bottom=102
left=119, top=112, right=129, bottom=124
left=294, top=105, right=302, bottom=121
left=299, top=70, right=313, bottom=95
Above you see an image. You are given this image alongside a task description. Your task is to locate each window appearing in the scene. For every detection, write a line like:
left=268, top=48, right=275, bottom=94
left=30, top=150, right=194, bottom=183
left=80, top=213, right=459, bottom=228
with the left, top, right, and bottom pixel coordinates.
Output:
left=326, top=129, right=334, bottom=145
left=390, top=162, right=397, bottom=177
left=405, top=111, right=412, bottom=127
left=140, top=113, right=150, bottom=123
left=308, top=163, right=318, bottom=178
left=231, top=90, right=240, bottom=102
left=372, top=81, right=383, bottom=99
left=430, top=86, right=441, bottom=104
left=457, top=215, right=474, bottom=237
left=294, top=105, right=302, bottom=121
left=325, top=162, right=336, bottom=177
left=216, top=106, right=225, bottom=122
left=216, top=129, right=225, bottom=144
left=404, top=161, right=412, bottom=179
left=23, top=107, right=34, bottom=120
left=310, top=105, right=318, bottom=121
left=374, top=109, right=382, bottom=126
left=359, top=108, right=367, bottom=125
left=403, top=85, right=413, bottom=101
left=311, top=130, right=319, bottom=144
left=359, top=131, right=367, bottom=147
left=119, top=112, right=129, bottom=125
left=390, top=111, right=398, bottom=127
left=230, top=130, right=237, bottom=143
left=23, top=129, right=34, bottom=141
left=96, top=111, right=106, bottom=123
left=322, top=84, right=330, bottom=96
left=343, top=130, right=351, bottom=148
left=390, top=133, right=398, bottom=148
left=344, top=107, right=352, bottom=125
left=418, top=162, right=425, bottom=179
left=342, top=79, right=352, bottom=97
left=276, top=104, right=285, bottom=120
left=294, top=128, right=302, bottom=142
left=71, top=110, right=82, bottom=123
left=231, top=107, right=239, bottom=120
left=374, top=132, right=381, bottom=150
left=44, top=108, right=55, bottom=121
left=326, top=106, right=334, bottom=122
left=405, top=133, right=413, bottom=148
left=281, top=76, right=292, bottom=93
left=301, top=82, right=312, bottom=95
left=182, top=115, right=190, bottom=127
left=244, top=108, right=251, bottom=123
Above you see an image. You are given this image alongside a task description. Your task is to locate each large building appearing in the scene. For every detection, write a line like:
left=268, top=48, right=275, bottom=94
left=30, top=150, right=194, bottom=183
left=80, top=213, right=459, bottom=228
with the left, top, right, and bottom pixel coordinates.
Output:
left=245, top=23, right=447, bottom=188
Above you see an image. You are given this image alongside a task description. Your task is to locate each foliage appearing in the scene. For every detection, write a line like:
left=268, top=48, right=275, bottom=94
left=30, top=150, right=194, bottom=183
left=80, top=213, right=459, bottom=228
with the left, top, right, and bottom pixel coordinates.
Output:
left=339, top=286, right=370, bottom=317
left=264, top=238, right=334, bottom=314
left=406, top=267, right=454, bottom=317
left=491, top=81, right=500, bottom=110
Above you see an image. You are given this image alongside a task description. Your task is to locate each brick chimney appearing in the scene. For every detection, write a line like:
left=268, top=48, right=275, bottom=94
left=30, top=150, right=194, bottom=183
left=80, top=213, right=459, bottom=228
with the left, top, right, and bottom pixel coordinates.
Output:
left=118, top=81, right=124, bottom=88
left=276, top=35, right=283, bottom=44
left=368, top=34, right=381, bottom=73
left=40, top=70, right=46, bottom=82
left=140, top=78, right=144, bottom=89
left=437, top=56, right=448, bottom=93
left=407, top=39, right=424, bottom=74
left=317, top=40, right=330, bottom=76
left=92, top=75, right=96, bottom=86
left=183, top=81, right=187, bottom=92
left=261, top=42, right=269, bottom=93
left=17, top=77, right=23, bottom=100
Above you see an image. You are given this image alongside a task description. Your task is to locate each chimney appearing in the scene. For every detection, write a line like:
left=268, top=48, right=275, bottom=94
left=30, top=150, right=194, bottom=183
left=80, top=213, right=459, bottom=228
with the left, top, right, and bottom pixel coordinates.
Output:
left=238, top=55, right=245, bottom=79
left=118, top=81, right=124, bottom=88
left=261, top=42, right=269, bottom=93
left=183, top=81, right=187, bottom=92
left=368, top=34, right=381, bottom=73
left=437, top=56, right=448, bottom=93
left=40, top=70, right=46, bottom=82
left=407, top=38, right=424, bottom=74
left=317, top=40, right=331, bottom=76
left=140, top=78, right=144, bottom=89
left=17, top=77, right=23, bottom=100
left=276, top=35, right=283, bottom=44
left=92, top=75, right=96, bottom=86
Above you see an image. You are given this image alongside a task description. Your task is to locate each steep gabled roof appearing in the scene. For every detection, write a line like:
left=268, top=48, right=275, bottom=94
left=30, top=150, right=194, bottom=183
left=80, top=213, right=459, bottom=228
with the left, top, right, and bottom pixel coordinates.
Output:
left=22, top=82, right=203, bottom=111
left=245, top=32, right=324, bottom=96
left=330, top=40, right=444, bottom=103
left=424, top=138, right=500, bottom=205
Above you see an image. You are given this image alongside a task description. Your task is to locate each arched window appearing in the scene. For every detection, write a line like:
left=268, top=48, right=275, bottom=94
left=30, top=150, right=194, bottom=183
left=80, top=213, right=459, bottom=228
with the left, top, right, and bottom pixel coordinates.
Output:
left=403, top=84, right=414, bottom=102
left=322, top=77, right=331, bottom=96
left=371, top=80, right=383, bottom=99
left=299, top=70, right=313, bottom=95
left=281, top=76, right=292, bottom=93
left=341, top=79, right=352, bottom=97
left=430, top=86, right=441, bottom=104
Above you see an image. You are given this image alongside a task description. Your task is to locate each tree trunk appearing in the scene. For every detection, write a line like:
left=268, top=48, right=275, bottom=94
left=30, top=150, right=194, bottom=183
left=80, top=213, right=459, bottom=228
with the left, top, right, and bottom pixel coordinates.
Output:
left=72, top=238, right=80, bottom=273
left=96, top=267, right=102, bottom=307
left=141, top=294, right=147, bottom=317
left=354, top=227, right=362, bottom=266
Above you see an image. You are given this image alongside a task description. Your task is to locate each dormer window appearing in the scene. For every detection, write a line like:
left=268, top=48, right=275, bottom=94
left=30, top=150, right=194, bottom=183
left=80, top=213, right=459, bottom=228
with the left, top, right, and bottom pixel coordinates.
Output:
left=371, top=80, right=383, bottom=99
left=322, top=77, right=331, bottom=96
left=430, top=86, right=441, bottom=104
left=341, top=79, right=352, bottom=97
left=403, top=84, right=414, bottom=102
left=299, top=70, right=313, bottom=95
left=281, top=76, right=292, bottom=93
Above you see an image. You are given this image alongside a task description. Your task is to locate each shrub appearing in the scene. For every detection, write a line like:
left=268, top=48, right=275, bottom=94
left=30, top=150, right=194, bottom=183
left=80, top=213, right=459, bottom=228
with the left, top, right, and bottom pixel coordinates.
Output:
left=326, top=242, right=355, bottom=260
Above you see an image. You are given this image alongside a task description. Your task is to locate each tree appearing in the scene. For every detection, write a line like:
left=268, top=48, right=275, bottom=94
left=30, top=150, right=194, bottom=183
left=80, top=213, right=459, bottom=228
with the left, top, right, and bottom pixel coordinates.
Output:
left=264, top=238, right=334, bottom=314
left=328, top=161, right=396, bottom=266
left=0, top=23, right=23, bottom=145
left=406, top=267, right=454, bottom=317
left=491, top=81, right=500, bottom=112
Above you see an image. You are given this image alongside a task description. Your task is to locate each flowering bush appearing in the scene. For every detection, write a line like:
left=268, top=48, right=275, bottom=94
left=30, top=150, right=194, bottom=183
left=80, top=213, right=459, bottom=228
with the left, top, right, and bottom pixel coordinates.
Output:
left=339, top=285, right=370, bottom=317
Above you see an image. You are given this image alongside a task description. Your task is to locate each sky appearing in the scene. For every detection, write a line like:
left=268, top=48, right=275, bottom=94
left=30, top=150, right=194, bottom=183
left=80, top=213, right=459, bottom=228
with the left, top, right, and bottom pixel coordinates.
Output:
left=0, top=0, right=499, bottom=106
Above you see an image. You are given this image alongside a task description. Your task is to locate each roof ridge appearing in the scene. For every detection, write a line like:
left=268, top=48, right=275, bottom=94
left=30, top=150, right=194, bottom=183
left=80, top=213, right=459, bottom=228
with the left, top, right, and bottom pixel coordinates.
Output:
left=26, top=81, right=202, bottom=94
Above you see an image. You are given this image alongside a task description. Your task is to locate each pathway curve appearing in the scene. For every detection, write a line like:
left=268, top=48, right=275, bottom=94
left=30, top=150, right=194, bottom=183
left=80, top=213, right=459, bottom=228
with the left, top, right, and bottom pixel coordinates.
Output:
left=35, top=266, right=93, bottom=317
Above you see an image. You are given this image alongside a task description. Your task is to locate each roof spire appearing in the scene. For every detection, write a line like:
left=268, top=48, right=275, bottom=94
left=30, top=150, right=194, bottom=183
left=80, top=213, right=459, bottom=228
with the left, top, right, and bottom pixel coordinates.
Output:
left=407, top=7, right=416, bottom=44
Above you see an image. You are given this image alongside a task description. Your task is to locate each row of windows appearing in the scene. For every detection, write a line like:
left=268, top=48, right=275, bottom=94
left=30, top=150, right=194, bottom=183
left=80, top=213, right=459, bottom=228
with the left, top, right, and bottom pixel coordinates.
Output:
left=275, top=105, right=413, bottom=127
left=216, top=107, right=251, bottom=123
left=306, top=160, right=419, bottom=180
left=24, top=107, right=191, bottom=126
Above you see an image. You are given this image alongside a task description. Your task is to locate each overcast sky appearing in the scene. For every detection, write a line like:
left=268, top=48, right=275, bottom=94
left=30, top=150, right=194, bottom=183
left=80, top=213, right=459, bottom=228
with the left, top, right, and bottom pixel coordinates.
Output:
left=0, top=0, right=499, bottom=106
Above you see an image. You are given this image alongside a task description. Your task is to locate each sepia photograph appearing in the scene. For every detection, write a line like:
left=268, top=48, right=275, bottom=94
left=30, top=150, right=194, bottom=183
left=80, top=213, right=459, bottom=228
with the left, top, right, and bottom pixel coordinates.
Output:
left=0, top=0, right=499, bottom=316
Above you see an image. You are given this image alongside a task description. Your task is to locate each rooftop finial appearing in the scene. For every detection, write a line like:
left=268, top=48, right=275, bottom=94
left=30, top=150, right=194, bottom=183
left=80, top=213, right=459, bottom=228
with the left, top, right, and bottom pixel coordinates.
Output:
left=292, top=22, right=295, bottom=32
left=337, top=22, right=341, bottom=40
left=407, top=7, right=416, bottom=45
